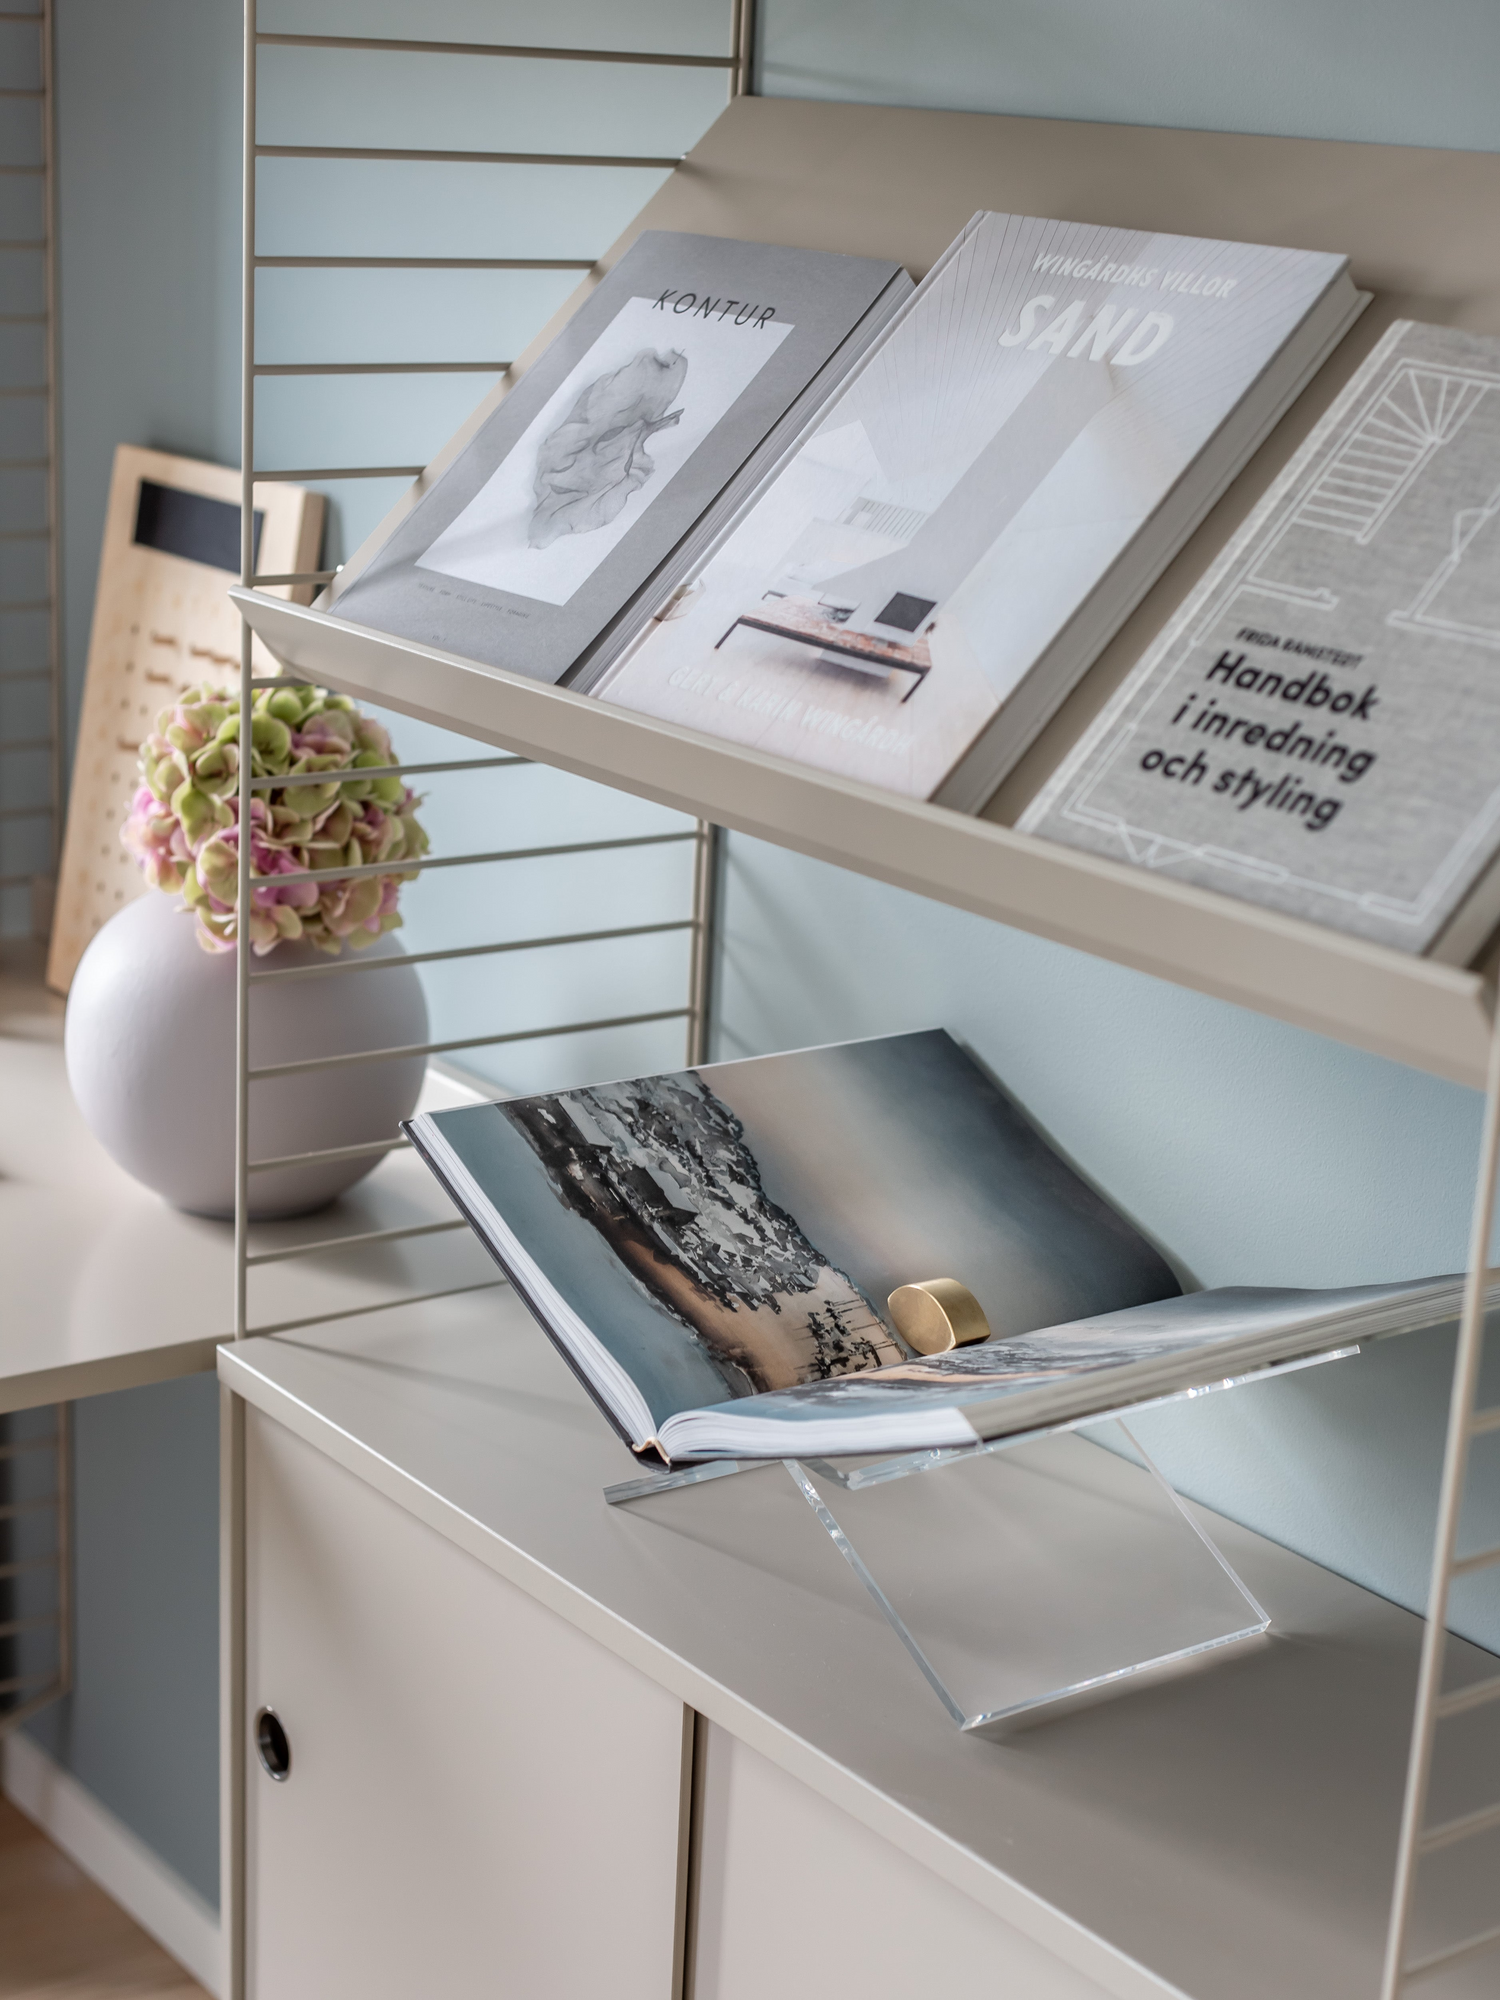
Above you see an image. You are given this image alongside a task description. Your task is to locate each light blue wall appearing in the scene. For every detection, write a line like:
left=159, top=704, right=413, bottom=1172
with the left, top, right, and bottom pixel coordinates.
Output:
left=23, top=1376, right=220, bottom=1908
left=53, top=0, right=242, bottom=744
left=760, top=0, right=1500, bottom=152
left=27, top=0, right=1500, bottom=1918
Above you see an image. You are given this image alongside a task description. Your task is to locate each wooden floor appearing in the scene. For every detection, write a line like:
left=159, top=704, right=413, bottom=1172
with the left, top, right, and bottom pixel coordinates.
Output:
left=0, top=1797, right=210, bottom=2000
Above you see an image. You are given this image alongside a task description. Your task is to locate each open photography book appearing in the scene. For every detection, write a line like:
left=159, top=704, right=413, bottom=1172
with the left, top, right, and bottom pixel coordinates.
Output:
left=326, top=230, right=911, bottom=686
left=404, top=1032, right=1472, bottom=1464
left=594, top=212, right=1365, bottom=810
left=1020, top=320, right=1500, bottom=962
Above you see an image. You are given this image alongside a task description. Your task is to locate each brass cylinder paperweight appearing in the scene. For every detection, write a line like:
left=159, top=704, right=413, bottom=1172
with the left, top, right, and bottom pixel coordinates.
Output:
left=886, top=1278, right=991, bottom=1356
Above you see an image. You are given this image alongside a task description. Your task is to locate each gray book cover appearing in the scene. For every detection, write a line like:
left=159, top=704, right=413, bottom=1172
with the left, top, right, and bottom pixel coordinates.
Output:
left=327, top=231, right=905, bottom=684
left=1021, top=320, right=1500, bottom=957
left=596, top=213, right=1352, bottom=801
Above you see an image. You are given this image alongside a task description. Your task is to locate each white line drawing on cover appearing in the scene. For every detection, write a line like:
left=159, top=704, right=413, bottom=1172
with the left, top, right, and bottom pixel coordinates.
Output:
left=529, top=348, right=688, bottom=548
left=1247, top=362, right=1496, bottom=610
left=1388, top=474, right=1500, bottom=651
left=1056, top=715, right=1500, bottom=930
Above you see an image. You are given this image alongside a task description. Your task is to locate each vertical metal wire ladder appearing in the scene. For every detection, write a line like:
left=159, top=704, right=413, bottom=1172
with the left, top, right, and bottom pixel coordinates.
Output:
left=1381, top=1014, right=1500, bottom=1994
left=0, top=1408, right=70, bottom=1735
left=0, top=0, right=58, bottom=921
left=0, top=0, right=69, bottom=1739
left=231, top=2, right=750, bottom=1342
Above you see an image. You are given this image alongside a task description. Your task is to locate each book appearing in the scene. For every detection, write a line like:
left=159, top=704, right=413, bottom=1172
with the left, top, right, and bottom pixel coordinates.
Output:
left=324, top=231, right=912, bottom=685
left=592, top=212, right=1365, bottom=812
left=403, top=1030, right=1468, bottom=1464
left=1019, top=321, right=1500, bottom=962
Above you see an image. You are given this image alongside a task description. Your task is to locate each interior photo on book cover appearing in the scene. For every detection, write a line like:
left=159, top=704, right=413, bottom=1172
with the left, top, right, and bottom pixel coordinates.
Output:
left=596, top=213, right=1357, bottom=807
left=405, top=1031, right=1473, bottom=1463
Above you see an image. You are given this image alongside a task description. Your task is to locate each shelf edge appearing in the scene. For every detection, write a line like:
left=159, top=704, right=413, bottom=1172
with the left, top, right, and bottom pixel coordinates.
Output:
left=232, top=591, right=1495, bottom=1092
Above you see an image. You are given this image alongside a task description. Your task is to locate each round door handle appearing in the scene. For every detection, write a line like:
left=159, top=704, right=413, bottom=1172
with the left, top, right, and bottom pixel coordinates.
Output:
left=255, top=1707, right=291, bottom=1781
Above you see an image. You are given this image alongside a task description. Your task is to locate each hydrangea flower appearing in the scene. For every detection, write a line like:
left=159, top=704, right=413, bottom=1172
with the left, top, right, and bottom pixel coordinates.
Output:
left=121, top=682, right=429, bottom=955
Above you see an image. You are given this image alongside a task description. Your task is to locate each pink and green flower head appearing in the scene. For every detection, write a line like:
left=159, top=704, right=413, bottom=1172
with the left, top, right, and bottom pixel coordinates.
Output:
left=121, top=681, right=429, bottom=955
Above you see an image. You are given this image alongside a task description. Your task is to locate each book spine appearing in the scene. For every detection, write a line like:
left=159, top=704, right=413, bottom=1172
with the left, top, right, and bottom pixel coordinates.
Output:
left=400, top=1116, right=649, bottom=1457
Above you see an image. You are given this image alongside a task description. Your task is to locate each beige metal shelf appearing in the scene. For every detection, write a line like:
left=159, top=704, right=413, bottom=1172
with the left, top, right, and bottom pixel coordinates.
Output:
left=232, top=590, right=1494, bottom=1087
left=232, top=91, right=1500, bottom=1091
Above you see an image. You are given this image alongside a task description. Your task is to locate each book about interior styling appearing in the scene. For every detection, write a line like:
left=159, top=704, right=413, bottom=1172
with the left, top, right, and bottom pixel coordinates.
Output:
left=594, top=213, right=1364, bottom=809
left=1021, top=320, right=1500, bottom=961
left=405, top=1031, right=1471, bottom=1465
left=325, top=230, right=912, bottom=685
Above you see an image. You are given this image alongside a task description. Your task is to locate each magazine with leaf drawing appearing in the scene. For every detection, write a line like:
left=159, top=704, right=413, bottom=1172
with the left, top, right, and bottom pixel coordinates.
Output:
left=325, top=230, right=912, bottom=686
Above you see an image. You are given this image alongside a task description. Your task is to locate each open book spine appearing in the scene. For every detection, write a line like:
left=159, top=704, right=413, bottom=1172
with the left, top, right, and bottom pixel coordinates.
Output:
left=402, top=1115, right=665, bottom=1461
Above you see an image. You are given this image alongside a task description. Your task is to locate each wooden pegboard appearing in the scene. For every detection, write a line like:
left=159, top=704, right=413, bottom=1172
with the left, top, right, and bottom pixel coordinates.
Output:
left=47, top=446, right=323, bottom=992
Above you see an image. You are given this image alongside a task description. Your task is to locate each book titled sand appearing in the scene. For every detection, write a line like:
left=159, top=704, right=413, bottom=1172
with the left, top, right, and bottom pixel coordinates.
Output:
left=594, top=213, right=1363, bottom=811
left=1021, top=321, right=1500, bottom=961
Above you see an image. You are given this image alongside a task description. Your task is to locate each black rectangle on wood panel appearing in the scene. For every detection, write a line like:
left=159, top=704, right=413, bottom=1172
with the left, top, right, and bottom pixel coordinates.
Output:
left=133, top=480, right=263, bottom=573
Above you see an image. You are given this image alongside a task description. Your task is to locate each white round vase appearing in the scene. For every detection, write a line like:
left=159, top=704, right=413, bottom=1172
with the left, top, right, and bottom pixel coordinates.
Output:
left=65, top=891, right=429, bottom=1219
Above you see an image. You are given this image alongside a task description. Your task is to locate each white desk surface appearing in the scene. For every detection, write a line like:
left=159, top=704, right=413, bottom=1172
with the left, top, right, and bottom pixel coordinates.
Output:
left=221, top=1292, right=1498, bottom=2000
left=0, top=945, right=493, bottom=1413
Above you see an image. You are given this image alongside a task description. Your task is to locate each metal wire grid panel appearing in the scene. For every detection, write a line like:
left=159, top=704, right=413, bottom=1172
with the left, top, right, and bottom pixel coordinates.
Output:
left=0, top=0, right=61, bottom=937
left=0, top=0, right=67, bottom=1738
left=0, top=1404, right=70, bottom=1737
left=232, top=1, right=750, bottom=1343
left=1381, top=1017, right=1500, bottom=1994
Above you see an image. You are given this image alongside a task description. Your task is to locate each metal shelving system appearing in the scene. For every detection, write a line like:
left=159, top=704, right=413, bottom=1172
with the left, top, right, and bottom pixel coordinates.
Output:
left=222, top=10, right=748, bottom=1987
left=227, top=18, right=1498, bottom=2000
left=231, top=0, right=749, bottom=1344
left=0, top=0, right=69, bottom=1742
left=0, top=0, right=59, bottom=931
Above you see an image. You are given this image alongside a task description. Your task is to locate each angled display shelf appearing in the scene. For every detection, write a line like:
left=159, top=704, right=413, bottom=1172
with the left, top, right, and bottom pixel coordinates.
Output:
left=234, top=594, right=1495, bottom=1088
left=233, top=93, right=1500, bottom=1089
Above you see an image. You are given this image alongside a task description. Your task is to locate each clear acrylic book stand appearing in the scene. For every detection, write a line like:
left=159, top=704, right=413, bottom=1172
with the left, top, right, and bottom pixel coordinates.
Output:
left=604, top=1347, right=1356, bottom=1737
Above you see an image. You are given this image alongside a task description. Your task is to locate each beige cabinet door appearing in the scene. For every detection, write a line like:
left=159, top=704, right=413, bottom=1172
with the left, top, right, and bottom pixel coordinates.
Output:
left=244, top=1408, right=688, bottom=2000
left=690, top=1721, right=1122, bottom=2000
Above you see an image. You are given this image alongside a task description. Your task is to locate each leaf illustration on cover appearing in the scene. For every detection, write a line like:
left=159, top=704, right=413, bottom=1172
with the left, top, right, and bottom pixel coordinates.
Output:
left=528, top=348, right=689, bottom=549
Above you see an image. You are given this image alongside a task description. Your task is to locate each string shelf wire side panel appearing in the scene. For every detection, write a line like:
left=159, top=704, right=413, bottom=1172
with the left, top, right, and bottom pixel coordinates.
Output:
left=231, top=5, right=749, bottom=1347
left=0, top=0, right=68, bottom=1741
left=0, top=0, right=61, bottom=941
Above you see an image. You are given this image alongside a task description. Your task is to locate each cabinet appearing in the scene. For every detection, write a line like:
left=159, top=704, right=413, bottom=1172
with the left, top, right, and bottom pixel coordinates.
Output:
left=242, top=1406, right=689, bottom=2000
left=689, top=1721, right=1117, bottom=2000
left=225, top=1308, right=1497, bottom=2000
